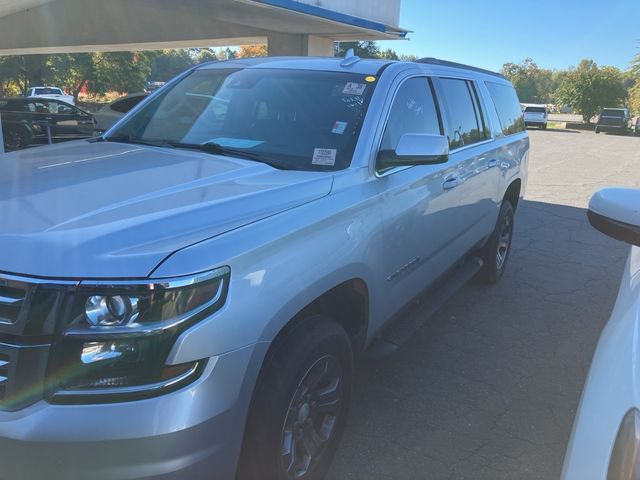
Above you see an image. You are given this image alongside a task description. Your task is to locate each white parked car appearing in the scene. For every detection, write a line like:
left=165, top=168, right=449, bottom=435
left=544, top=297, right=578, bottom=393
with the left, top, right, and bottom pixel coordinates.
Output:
left=562, top=187, right=640, bottom=480
left=26, top=86, right=75, bottom=105
left=522, top=104, right=548, bottom=129
left=93, top=92, right=148, bottom=132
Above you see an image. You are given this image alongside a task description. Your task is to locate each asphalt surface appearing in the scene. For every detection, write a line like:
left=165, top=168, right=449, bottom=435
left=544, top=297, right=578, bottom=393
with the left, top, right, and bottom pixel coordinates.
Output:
left=328, top=129, right=640, bottom=480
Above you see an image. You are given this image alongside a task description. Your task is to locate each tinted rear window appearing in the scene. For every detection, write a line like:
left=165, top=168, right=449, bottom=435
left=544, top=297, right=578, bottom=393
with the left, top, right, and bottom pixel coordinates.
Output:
left=525, top=106, right=546, bottom=113
left=601, top=109, right=624, bottom=117
left=34, top=88, right=63, bottom=95
left=485, top=82, right=525, bottom=136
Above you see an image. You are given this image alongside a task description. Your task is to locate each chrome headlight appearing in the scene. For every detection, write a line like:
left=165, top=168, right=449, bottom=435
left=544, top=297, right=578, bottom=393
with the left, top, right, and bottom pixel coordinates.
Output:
left=47, top=267, right=230, bottom=403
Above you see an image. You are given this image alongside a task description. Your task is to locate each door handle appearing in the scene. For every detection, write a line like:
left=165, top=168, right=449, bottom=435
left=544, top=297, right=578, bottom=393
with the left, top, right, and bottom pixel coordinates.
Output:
left=487, top=159, right=498, bottom=168
left=443, top=176, right=462, bottom=190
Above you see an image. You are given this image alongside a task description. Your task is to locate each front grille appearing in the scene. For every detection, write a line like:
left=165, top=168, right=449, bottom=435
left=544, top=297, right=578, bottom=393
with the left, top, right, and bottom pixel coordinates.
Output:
left=0, top=285, right=26, bottom=324
left=0, top=273, right=76, bottom=411
left=0, top=352, right=9, bottom=400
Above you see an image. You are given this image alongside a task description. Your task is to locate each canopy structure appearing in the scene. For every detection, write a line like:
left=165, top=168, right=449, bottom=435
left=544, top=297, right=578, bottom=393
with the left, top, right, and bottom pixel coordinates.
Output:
left=0, top=0, right=407, bottom=57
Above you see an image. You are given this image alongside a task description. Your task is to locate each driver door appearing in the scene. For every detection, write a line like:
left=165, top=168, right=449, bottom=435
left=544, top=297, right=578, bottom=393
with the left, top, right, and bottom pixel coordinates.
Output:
left=376, top=77, right=461, bottom=318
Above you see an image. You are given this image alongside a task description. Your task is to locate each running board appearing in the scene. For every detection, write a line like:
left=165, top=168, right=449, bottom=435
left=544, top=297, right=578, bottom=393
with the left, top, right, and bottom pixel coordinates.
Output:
left=365, top=256, right=484, bottom=360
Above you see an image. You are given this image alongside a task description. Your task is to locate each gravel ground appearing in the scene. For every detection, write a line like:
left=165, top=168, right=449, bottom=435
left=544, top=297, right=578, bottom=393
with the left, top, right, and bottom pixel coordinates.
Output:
left=328, top=129, right=640, bottom=480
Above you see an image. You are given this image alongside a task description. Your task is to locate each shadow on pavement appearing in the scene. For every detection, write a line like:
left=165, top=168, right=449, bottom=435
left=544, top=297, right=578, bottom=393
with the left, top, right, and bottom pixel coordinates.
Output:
left=329, top=199, right=630, bottom=480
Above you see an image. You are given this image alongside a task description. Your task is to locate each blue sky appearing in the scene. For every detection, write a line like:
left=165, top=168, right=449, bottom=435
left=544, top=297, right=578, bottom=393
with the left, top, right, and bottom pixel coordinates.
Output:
left=377, top=0, right=640, bottom=72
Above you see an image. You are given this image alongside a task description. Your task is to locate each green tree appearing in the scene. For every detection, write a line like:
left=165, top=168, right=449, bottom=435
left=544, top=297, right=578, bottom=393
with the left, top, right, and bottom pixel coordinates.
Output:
left=150, top=49, right=193, bottom=82
left=630, top=79, right=640, bottom=115
left=379, top=48, right=399, bottom=60
left=193, top=48, right=219, bottom=65
left=556, top=59, right=628, bottom=122
left=93, top=52, right=155, bottom=94
left=49, top=53, right=95, bottom=101
left=502, top=58, right=542, bottom=103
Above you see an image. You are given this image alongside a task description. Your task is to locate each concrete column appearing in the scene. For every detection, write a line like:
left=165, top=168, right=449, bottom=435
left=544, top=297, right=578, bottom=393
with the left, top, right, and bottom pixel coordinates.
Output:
left=267, top=33, right=334, bottom=57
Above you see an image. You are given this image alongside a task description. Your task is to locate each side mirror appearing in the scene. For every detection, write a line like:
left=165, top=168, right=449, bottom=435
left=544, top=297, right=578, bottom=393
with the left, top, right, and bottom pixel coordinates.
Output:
left=378, top=133, right=449, bottom=168
left=588, top=188, right=640, bottom=247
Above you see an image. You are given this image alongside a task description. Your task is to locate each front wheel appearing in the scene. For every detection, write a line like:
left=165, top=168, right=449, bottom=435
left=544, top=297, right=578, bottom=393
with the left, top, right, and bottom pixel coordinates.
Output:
left=478, top=200, right=515, bottom=284
left=237, top=316, right=353, bottom=480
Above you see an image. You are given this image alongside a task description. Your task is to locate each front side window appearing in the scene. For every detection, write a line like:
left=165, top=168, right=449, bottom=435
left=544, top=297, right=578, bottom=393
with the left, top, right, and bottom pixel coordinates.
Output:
left=379, top=77, right=442, bottom=157
left=439, top=78, right=488, bottom=149
left=109, top=68, right=377, bottom=171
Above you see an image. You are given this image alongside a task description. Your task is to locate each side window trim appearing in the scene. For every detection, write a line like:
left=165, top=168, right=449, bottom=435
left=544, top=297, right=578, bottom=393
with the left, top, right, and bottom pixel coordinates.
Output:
left=374, top=75, right=445, bottom=176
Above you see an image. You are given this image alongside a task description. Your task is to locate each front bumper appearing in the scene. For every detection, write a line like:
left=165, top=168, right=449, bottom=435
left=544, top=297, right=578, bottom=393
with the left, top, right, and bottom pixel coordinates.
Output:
left=0, top=343, right=266, bottom=480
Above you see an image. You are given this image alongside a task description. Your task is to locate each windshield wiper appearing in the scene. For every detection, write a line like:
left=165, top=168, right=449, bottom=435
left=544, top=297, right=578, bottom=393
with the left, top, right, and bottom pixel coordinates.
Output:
left=167, top=142, right=288, bottom=169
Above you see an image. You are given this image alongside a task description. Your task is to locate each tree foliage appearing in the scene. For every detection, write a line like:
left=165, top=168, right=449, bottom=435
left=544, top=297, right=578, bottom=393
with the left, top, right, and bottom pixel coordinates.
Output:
left=501, top=58, right=560, bottom=104
left=555, top=59, right=628, bottom=122
left=236, top=45, right=268, bottom=59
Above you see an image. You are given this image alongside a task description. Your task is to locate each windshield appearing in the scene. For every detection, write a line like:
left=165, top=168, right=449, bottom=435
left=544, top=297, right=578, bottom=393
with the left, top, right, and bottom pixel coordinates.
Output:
left=108, top=68, right=376, bottom=171
left=524, top=106, right=546, bottom=113
left=34, top=88, right=63, bottom=95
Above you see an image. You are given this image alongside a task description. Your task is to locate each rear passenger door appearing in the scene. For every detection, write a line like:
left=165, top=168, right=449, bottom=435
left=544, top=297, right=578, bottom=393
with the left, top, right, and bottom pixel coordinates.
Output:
left=433, top=77, right=499, bottom=252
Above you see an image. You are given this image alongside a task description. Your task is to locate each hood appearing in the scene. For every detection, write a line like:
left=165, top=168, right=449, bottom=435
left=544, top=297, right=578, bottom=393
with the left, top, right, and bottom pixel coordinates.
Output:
left=0, top=141, right=333, bottom=278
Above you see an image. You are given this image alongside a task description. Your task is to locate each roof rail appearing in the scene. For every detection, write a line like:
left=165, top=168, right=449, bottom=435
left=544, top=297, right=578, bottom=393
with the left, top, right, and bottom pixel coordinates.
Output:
left=416, top=57, right=505, bottom=79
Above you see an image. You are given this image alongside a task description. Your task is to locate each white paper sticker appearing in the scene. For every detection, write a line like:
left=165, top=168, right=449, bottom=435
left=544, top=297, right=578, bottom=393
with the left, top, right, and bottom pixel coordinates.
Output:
left=342, top=82, right=366, bottom=96
left=312, top=148, right=337, bottom=166
left=331, top=121, right=348, bottom=135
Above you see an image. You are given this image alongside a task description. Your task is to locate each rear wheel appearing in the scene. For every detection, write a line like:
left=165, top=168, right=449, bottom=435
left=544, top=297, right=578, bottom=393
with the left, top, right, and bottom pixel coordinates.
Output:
left=541, top=123, right=547, bottom=130
left=595, top=127, right=600, bottom=134
left=238, top=316, right=353, bottom=480
left=478, top=200, right=515, bottom=284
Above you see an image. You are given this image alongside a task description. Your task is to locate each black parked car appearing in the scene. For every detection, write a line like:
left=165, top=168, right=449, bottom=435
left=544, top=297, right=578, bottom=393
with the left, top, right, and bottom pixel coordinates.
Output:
left=1, top=97, right=96, bottom=151
left=595, top=108, right=632, bottom=135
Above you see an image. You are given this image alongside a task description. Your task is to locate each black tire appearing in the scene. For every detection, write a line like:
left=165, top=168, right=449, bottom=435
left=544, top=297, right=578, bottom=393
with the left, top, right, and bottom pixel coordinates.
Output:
left=478, top=200, right=515, bottom=284
left=595, top=127, right=600, bottom=134
left=541, top=123, right=547, bottom=130
left=3, top=126, right=30, bottom=151
left=237, top=316, right=353, bottom=480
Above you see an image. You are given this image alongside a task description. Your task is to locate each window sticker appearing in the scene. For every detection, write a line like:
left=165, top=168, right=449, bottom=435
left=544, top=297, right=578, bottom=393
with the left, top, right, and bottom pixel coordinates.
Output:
left=207, top=137, right=264, bottom=148
left=331, top=121, right=348, bottom=135
left=342, top=83, right=367, bottom=96
left=312, top=148, right=337, bottom=166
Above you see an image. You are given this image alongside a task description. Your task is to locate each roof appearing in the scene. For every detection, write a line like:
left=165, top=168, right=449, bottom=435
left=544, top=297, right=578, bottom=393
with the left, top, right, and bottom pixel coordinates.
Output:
left=198, top=56, right=393, bottom=75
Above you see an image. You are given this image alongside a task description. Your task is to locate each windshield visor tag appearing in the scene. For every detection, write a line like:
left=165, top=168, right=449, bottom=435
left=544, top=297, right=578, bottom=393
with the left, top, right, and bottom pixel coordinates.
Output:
left=331, top=122, right=348, bottom=135
left=312, top=148, right=337, bottom=166
left=343, top=83, right=367, bottom=96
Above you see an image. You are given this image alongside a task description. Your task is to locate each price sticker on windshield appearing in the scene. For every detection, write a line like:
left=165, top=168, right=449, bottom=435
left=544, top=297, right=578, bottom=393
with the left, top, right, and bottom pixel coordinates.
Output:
left=342, top=83, right=367, bottom=96
left=312, top=148, right=337, bottom=166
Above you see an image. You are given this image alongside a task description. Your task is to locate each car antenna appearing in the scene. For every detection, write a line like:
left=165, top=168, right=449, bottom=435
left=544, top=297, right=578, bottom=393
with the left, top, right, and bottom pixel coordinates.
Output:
left=340, top=48, right=361, bottom=67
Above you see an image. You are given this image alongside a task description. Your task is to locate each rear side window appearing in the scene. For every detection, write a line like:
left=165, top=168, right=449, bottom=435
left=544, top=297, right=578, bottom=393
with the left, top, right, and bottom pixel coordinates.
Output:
left=111, top=95, right=147, bottom=114
left=380, top=77, right=442, bottom=153
left=485, top=82, right=525, bottom=136
left=439, top=78, right=488, bottom=149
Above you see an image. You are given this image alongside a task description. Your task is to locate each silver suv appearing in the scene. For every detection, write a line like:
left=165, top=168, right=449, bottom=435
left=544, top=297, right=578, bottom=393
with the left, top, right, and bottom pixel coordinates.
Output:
left=0, top=55, right=528, bottom=480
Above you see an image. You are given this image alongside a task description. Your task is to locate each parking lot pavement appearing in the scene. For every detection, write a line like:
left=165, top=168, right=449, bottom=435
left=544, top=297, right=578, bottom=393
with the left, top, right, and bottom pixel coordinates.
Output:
left=328, top=130, right=640, bottom=480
